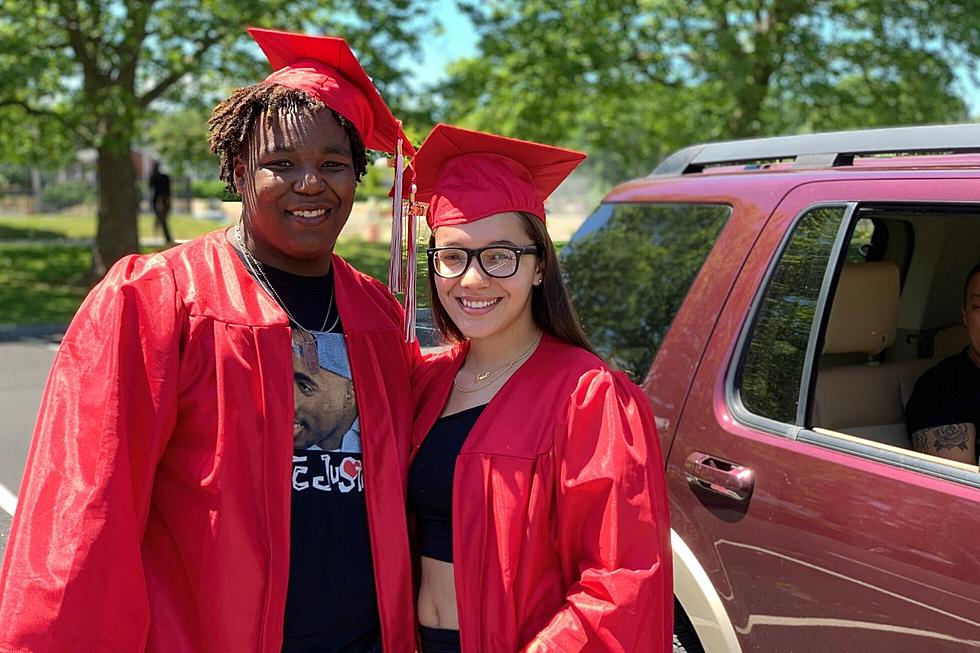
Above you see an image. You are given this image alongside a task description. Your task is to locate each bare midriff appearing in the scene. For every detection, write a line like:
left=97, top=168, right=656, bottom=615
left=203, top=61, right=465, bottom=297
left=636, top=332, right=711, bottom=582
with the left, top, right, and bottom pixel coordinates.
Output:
left=417, top=555, right=460, bottom=630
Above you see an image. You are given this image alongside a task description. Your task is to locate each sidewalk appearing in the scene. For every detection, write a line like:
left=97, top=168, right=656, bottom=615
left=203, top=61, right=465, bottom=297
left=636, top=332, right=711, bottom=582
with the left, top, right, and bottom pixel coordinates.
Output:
left=0, top=325, right=65, bottom=343
left=0, top=510, right=9, bottom=560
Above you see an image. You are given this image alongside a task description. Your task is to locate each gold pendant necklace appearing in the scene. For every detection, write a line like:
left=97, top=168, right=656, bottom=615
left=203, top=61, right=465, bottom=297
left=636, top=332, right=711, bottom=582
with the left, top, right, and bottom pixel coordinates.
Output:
left=454, top=333, right=542, bottom=394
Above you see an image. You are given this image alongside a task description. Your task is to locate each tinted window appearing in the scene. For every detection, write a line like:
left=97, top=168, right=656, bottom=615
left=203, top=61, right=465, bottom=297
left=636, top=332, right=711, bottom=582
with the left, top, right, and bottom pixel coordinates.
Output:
left=562, top=203, right=730, bottom=377
left=845, top=218, right=876, bottom=262
left=739, top=206, right=847, bottom=423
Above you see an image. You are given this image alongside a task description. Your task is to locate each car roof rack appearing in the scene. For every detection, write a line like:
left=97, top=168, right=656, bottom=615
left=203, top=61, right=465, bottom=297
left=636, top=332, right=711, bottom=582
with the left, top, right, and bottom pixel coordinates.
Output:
left=652, top=123, right=980, bottom=176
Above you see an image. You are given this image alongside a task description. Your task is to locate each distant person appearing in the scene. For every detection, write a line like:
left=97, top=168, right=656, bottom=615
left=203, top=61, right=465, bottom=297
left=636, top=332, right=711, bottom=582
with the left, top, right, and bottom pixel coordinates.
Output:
left=0, top=28, right=420, bottom=653
left=149, top=161, right=174, bottom=244
left=906, top=261, right=980, bottom=464
left=408, top=125, right=672, bottom=652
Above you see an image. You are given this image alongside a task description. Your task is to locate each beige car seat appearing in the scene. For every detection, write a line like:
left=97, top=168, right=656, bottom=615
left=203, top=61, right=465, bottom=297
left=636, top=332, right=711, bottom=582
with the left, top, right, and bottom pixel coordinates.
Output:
left=811, top=262, right=913, bottom=447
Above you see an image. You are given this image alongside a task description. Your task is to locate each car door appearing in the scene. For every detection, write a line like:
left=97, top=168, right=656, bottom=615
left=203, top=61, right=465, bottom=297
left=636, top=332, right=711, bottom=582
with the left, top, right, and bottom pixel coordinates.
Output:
left=667, top=176, right=980, bottom=653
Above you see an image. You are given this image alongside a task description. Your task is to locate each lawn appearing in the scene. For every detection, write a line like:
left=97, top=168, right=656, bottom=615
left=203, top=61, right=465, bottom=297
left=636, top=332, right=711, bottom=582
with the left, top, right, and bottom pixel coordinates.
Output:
left=0, top=213, right=228, bottom=241
left=0, top=245, right=93, bottom=326
left=0, top=236, right=423, bottom=328
left=0, top=212, right=560, bottom=328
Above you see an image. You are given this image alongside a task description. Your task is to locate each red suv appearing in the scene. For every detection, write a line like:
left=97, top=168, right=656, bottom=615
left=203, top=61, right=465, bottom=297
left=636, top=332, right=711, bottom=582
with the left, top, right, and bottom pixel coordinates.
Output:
left=562, top=123, right=980, bottom=653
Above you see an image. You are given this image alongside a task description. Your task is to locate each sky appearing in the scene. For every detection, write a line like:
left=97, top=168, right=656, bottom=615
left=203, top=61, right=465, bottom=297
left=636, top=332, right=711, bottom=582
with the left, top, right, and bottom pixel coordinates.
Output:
left=412, top=2, right=979, bottom=116
left=412, top=0, right=477, bottom=87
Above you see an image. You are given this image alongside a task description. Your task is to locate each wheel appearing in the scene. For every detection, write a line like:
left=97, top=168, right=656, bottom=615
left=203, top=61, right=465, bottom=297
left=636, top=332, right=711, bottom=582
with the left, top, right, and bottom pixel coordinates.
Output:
left=673, top=600, right=706, bottom=653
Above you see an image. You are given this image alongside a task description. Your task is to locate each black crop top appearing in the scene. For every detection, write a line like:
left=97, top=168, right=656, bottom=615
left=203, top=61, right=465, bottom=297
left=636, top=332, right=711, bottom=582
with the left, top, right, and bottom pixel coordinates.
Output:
left=407, top=404, right=487, bottom=563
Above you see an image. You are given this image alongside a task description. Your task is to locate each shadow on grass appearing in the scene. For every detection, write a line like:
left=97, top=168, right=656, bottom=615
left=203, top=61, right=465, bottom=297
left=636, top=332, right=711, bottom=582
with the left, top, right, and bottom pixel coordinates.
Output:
left=0, top=245, right=92, bottom=326
left=0, top=224, right=67, bottom=240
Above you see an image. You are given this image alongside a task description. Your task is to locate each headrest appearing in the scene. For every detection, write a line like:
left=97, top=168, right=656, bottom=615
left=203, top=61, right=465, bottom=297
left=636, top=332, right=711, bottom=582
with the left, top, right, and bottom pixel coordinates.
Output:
left=933, top=324, right=969, bottom=359
left=823, top=262, right=900, bottom=356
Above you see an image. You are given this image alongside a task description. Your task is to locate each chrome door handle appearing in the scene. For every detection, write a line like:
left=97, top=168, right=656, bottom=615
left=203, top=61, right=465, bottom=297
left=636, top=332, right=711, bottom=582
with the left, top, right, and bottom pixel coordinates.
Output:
left=684, top=452, right=754, bottom=501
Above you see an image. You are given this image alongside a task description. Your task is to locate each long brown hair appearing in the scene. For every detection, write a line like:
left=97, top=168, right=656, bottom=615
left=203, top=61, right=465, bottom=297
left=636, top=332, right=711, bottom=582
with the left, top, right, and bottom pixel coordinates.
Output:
left=427, top=212, right=598, bottom=357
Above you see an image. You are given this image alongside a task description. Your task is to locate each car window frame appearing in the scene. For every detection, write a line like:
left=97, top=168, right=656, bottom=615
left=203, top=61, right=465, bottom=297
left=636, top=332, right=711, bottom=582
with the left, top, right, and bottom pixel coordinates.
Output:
left=726, top=199, right=980, bottom=489
left=727, top=201, right=856, bottom=438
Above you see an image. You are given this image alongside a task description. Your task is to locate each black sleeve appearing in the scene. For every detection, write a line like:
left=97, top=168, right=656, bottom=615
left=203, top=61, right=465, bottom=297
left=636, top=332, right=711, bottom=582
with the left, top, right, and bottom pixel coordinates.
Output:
left=906, top=362, right=972, bottom=435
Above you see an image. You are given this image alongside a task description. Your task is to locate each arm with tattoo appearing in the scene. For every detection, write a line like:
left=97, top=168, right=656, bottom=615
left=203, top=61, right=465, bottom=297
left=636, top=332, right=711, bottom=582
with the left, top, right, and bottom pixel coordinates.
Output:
left=910, top=423, right=976, bottom=465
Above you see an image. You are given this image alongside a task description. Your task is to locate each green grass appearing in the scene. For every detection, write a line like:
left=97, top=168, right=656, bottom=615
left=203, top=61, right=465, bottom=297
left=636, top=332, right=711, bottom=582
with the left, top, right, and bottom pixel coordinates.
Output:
left=0, top=245, right=93, bottom=326
left=0, top=237, right=404, bottom=328
left=0, top=213, right=230, bottom=241
left=0, top=215, right=555, bottom=327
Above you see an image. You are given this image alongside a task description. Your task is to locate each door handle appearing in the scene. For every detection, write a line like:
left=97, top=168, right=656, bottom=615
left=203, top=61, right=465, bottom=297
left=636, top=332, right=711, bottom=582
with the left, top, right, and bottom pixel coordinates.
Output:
left=684, top=452, right=754, bottom=501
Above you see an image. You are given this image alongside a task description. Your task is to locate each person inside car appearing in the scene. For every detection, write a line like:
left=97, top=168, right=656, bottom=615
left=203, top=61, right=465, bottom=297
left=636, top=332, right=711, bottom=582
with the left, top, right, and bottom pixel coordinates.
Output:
left=905, top=261, right=980, bottom=464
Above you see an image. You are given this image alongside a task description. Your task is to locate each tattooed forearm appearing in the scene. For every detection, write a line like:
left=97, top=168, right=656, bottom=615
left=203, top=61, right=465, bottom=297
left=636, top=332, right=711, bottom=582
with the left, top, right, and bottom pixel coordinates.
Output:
left=911, top=429, right=928, bottom=453
left=911, top=423, right=976, bottom=464
left=934, top=424, right=971, bottom=451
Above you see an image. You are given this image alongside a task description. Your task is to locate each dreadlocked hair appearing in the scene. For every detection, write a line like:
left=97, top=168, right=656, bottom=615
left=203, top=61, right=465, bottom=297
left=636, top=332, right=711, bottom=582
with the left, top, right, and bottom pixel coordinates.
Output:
left=208, top=82, right=369, bottom=194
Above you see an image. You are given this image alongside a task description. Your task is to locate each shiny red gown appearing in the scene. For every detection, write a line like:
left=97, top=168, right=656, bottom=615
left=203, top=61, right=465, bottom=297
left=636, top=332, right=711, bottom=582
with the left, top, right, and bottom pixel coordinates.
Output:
left=0, top=230, right=418, bottom=652
left=412, top=335, right=672, bottom=652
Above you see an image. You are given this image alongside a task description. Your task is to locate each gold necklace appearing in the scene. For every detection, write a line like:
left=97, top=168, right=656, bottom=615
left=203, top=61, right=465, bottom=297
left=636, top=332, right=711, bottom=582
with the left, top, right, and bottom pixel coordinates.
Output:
left=453, top=333, right=542, bottom=394
left=236, top=222, right=337, bottom=373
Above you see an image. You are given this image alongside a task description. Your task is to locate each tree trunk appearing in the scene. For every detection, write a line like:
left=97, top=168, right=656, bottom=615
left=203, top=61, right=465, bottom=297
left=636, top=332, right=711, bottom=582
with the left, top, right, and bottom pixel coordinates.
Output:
left=92, top=139, right=140, bottom=278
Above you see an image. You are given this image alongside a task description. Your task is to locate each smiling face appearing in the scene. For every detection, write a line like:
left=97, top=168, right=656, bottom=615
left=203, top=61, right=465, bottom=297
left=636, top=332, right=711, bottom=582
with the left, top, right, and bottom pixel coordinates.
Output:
left=234, top=107, right=357, bottom=275
left=432, top=211, right=542, bottom=342
left=964, top=268, right=980, bottom=366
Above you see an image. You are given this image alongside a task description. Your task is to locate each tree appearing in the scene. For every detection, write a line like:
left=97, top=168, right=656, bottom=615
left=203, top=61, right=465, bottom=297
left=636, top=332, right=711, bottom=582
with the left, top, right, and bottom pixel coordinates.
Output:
left=0, top=1, right=431, bottom=276
left=440, top=0, right=979, bottom=184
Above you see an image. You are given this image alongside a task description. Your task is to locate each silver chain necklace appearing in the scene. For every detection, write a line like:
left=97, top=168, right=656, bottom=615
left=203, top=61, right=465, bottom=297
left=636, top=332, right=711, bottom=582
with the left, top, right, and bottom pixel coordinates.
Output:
left=235, top=221, right=339, bottom=373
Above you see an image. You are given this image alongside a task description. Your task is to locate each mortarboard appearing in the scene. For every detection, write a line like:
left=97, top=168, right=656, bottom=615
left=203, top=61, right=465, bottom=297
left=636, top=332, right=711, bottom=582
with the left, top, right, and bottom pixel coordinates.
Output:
left=409, top=123, right=586, bottom=230
left=248, top=27, right=414, bottom=157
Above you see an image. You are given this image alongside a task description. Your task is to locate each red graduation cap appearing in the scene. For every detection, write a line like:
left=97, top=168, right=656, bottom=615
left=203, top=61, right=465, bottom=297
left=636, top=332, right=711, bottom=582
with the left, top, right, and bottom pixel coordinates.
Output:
left=248, top=27, right=414, bottom=156
left=410, top=123, right=586, bottom=229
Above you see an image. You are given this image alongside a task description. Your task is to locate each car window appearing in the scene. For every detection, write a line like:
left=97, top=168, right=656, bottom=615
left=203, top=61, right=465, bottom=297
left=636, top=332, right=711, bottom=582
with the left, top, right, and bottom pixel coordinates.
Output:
left=562, top=203, right=730, bottom=378
left=738, top=206, right=847, bottom=424
left=844, top=218, right=875, bottom=262
left=736, top=200, right=980, bottom=481
left=808, top=204, right=980, bottom=456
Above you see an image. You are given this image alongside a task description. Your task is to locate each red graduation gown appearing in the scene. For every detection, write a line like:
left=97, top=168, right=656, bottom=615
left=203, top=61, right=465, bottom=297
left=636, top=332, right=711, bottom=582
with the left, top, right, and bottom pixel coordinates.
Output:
left=412, top=335, right=672, bottom=652
left=0, top=230, right=418, bottom=653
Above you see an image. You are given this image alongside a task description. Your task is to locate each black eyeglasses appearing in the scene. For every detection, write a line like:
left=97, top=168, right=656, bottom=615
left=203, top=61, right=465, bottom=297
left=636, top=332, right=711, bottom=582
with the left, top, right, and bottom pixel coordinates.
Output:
left=427, top=245, right=539, bottom=279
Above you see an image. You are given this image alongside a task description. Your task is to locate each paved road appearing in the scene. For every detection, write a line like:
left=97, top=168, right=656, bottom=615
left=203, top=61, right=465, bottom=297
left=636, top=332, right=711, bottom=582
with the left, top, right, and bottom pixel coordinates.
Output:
left=0, top=338, right=58, bottom=495
left=0, top=336, right=59, bottom=560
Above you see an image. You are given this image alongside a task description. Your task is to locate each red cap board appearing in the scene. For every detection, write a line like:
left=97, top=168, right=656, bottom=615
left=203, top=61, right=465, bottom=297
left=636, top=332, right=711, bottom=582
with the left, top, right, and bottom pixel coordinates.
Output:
left=248, top=27, right=414, bottom=156
left=410, top=123, right=586, bottom=229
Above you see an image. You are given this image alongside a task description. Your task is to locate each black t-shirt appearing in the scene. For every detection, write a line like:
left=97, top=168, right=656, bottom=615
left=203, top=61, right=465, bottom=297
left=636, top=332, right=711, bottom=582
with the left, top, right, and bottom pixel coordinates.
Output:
left=407, top=404, right=486, bottom=563
left=906, top=349, right=980, bottom=448
left=250, top=262, right=380, bottom=653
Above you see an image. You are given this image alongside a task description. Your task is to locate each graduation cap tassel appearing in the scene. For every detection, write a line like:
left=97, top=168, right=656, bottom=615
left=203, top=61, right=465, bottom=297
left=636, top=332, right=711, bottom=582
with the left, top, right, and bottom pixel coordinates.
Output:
left=403, top=182, right=419, bottom=342
left=389, top=138, right=405, bottom=294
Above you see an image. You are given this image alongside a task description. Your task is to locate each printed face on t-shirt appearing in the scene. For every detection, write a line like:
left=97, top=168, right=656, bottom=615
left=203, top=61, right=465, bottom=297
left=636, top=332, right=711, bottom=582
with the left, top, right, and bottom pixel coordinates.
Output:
left=291, top=331, right=357, bottom=450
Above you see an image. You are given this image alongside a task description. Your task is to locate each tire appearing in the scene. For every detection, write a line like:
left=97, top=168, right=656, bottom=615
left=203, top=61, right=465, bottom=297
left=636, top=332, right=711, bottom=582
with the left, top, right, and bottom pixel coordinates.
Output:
left=673, top=599, right=706, bottom=653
